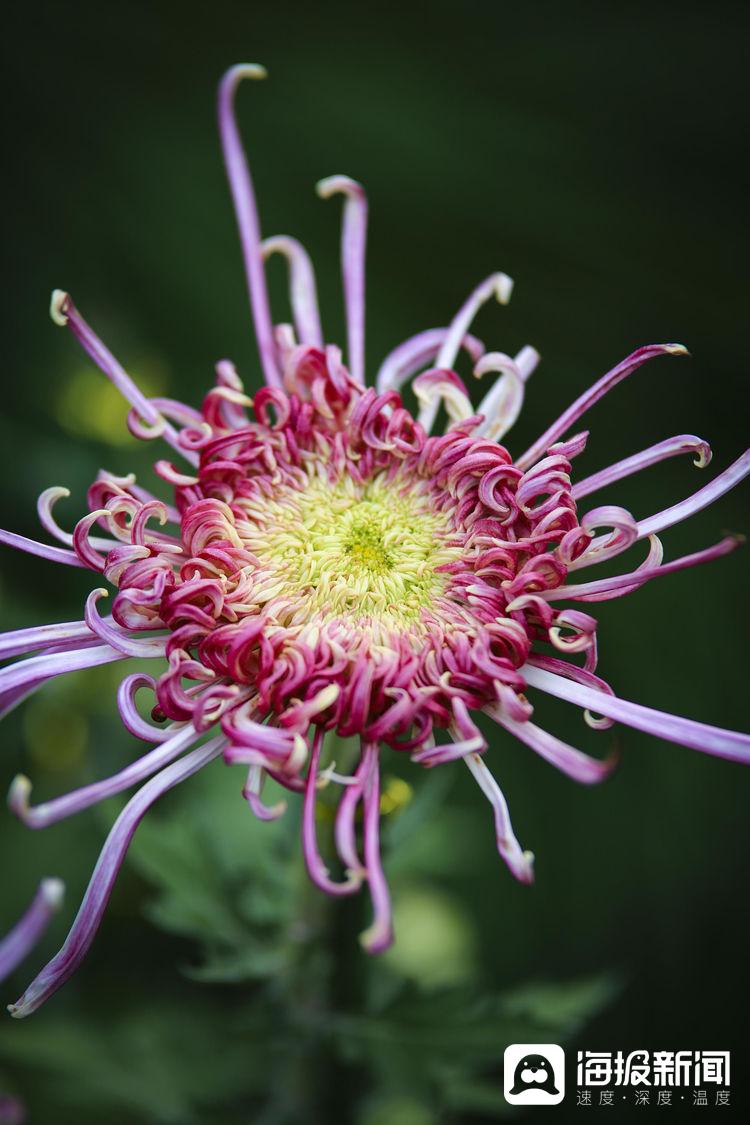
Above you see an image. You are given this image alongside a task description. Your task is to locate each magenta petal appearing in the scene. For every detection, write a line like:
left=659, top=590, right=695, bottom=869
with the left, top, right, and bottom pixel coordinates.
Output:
left=0, top=528, right=85, bottom=569
left=9, top=737, right=224, bottom=1017
left=492, top=709, right=616, bottom=785
left=358, top=744, right=393, bottom=953
left=317, top=176, right=368, bottom=386
left=301, top=728, right=362, bottom=896
left=217, top=66, right=280, bottom=388
left=376, top=327, right=485, bottom=393
left=637, top=449, right=750, bottom=538
left=9, top=723, right=202, bottom=829
left=523, top=665, right=750, bottom=764
left=0, top=879, right=64, bottom=983
left=262, top=236, right=323, bottom=348
left=517, top=343, right=688, bottom=470
left=464, top=752, right=534, bottom=884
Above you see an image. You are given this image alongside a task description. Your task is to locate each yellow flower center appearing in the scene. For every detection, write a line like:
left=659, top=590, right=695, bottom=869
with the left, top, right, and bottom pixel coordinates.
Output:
left=233, top=470, right=461, bottom=631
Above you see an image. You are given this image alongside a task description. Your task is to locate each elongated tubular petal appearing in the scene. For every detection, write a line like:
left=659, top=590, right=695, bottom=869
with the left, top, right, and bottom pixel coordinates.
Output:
left=490, top=709, right=615, bottom=784
left=9, top=737, right=225, bottom=1017
left=523, top=665, right=750, bottom=764
left=413, top=368, right=474, bottom=434
left=412, top=697, right=487, bottom=765
left=218, top=65, right=280, bottom=387
left=316, top=176, right=368, bottom=385
left=9, top=724, right=202, bottom=829
left=525, top=653, right=616, bottom=729
left=473, top=352, right=525, bottom=441
left=516, top=344, right=688, bottom=470
left=84, top=589, right=167, bottom=658
left=0, top=682, right=45, bottom=722
left=636, top=449, right=750, bottom=539
left=436, top=272, right=514, bottom=372
left=0, top=644, right=125, bottom=704
left=572, top=435, right=712, bottom=500
left=542, top=534, right=741, bottom=602
left=262, top=236, right=323, bottom=348
left=358, top=744, right=393, bottom=953
left=49, top=291, right=198, bottom=465
left=37, top=487, right=117, bottom=552
left=464, top=753, right=534, bottom=884
left=0, top=879, right=65, bottom=983
left=117, top=674, right=182, bottom=742
left=0, top=527, right=85, bottom=568
left=0, top=621, right=92, bottom=661
left=376, top=328, right=485, bottom=393
left=301, top=729, right=361, bottom=896
left=514, top=344, right=541, bottom=380
left=334, top=746, right=371, bottom=877
left=243, top=764, right=286, bottom=821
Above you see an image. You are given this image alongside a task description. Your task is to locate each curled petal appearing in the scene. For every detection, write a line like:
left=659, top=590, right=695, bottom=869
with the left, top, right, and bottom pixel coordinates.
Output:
left=49, top=290, right=197, bottom=464
left=376, top=327, right=484, bottom=393
left=85, top=589, right=167, bottom=658
left=436, top=272, right=514, bottom=372
left=523, top=665, right=750, bottom=764
left=317, top=175, right=368, bottom=385
left=218, top=65, right=280, bottom=387
left=117, top=673, right=183, bottom=742
left=490, top=709, right=616, bottom=785
left=549, top=609, right=598, bottom=653
left=37, top=487, right=115, bottom=552
left=464, top=752, right=534, bottom=884
left=514, top=344, right=541, bottom=380
left=243, top=765, right=287, bottom=821
left=301, top=729, right=362, bottom=895
left=0, top=879, right=65, bottom=983
left=637, top=449, right=750, bottom=539
left=572, top=434, right=712, bottom=500
left=358, top=744, right=393, bottom=954
left=333, top=749, right=371, bottom=878
left=517, top=343, right=689, bottom=470
left=567, top=505, right=639, bottom=570
left=9, top=737, right=225, bottom=1017
left=8, top=723, right=201, bottom=829
left=262, top=235, right=323, bottom=348
left=544, top=535, right=741, bottom=603
left=413, top=368, right=474, bottom=434
left=473, top=352, right=525, bottom=442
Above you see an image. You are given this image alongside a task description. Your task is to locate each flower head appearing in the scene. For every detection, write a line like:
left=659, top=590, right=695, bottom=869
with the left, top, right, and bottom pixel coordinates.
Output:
left=2, top=64, right=749, bottom=1016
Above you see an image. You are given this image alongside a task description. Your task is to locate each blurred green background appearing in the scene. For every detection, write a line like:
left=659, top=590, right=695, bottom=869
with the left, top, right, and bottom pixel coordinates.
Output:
left=1, top=1, right=748, bottom=1121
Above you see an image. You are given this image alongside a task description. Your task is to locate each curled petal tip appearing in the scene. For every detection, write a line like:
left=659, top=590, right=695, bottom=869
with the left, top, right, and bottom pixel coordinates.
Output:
left=225, top=63, right=267, bottom=84
left=7, top=997, right=32, bottom=1019
left=39, top=878, right=65, bottom=910
left=665, top=342, right=690, bottom=356
left=50, top=289, right=70, bottom=326
left=315, top=174, right=364, bottom=200
left=358, top=920, right=394, bottom=955
left=493, top=272, right=514, bottom=305
left=694, top=441, right=712, bottom=468
left=518, top=850, right=536, bottom=884
left=8, top=775, right=31, bottom=820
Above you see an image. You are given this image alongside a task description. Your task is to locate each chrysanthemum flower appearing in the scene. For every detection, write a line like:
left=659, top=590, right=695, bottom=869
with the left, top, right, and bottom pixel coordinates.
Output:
left=2, top=65, right=749, bottom=1017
